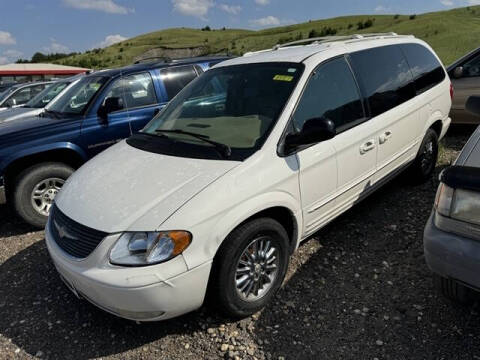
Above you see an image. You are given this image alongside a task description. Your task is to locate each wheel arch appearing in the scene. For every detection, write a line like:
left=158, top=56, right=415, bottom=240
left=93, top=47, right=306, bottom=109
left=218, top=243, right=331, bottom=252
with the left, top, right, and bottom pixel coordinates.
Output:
left=211, top=193, right=302, bottom=259
left=3, top=143, right=87, bottom=196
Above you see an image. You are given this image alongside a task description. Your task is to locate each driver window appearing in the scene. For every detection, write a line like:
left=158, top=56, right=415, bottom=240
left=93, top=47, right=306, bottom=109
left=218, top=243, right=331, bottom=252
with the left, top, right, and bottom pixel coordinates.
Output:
left=463, top=54, right=480, bottom=77
left=104, top=72, right=157, bottom=111
left=292, top=57, right=364, bottom=134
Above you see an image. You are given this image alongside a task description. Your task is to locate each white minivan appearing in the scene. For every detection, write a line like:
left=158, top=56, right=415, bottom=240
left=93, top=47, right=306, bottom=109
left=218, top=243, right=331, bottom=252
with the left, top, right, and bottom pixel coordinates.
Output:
left=46, top=34, right=452, bottom=321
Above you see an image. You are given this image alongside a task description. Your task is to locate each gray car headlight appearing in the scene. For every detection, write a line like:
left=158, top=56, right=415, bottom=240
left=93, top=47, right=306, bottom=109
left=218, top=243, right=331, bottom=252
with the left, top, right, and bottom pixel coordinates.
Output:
left=110, top=231, right=192, bottom=266
left=435, top=183, right=480, bottom=225
left=450, top=189, right=480, bottom=225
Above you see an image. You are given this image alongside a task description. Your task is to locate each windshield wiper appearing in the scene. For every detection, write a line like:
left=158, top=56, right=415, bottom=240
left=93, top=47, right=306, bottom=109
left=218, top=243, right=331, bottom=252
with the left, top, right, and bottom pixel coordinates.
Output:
left=154, top=129, right=232, bottom=159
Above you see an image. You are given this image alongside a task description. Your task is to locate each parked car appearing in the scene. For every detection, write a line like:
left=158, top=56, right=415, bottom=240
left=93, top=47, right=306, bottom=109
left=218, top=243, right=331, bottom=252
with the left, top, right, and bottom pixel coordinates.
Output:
left=0, top=77, right=81, bottom=123
left=0, top=81, right=52, bottom=111
left=0, top=56, right=230, bottom=227
left=45, top=33, right=452, bottom=322
left=0, top=82, right=17, bottom=93
left=424, top=95, right=480, bottom=303
left=448, top=46, right=480, bottom=124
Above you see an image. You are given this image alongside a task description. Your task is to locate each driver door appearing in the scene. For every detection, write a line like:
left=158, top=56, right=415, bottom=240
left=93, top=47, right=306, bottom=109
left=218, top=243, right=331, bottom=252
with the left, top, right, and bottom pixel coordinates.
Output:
left=451, top=52, right=480, bottom=123
left=80, top=76, right=132, bottom=157
left=294, top=56, right=376, bottom=237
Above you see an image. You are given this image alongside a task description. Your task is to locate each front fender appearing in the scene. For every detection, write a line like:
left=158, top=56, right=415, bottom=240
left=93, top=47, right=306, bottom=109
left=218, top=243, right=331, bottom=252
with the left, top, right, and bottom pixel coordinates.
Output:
left=212, top=191, right=302, bottom=249
left=176, top=190, right=302, bottom=270
left=0, top=142, right=88, bottom=173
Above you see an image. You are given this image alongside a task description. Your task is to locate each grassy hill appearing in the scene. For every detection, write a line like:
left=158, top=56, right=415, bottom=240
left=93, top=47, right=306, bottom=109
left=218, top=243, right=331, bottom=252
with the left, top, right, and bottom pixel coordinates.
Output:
left=55, top=5, right=480, bottom=69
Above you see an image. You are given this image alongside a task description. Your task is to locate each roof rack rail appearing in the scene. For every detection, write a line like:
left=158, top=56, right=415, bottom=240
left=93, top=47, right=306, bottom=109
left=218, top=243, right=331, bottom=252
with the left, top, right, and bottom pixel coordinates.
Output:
left=134, top=56, right=171, bottom=64
left=272, top=32, right=400, bottom=50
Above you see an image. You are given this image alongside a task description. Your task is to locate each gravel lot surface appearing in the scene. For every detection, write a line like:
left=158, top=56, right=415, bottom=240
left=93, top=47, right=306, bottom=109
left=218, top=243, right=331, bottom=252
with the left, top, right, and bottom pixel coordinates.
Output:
left=0, top=127, right=479, bottom=360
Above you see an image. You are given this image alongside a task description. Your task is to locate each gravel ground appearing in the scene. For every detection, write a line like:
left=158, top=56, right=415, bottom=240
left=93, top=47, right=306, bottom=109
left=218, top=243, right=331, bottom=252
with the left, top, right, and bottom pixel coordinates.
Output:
left=0, top=127, right=478, bottom=360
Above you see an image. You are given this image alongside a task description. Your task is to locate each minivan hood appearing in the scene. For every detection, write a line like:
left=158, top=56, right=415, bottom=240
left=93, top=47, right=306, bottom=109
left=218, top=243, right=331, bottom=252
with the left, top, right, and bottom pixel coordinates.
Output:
left=0, top=107, right=41, bottom=123
left=55, top=140, right=240, bottom=233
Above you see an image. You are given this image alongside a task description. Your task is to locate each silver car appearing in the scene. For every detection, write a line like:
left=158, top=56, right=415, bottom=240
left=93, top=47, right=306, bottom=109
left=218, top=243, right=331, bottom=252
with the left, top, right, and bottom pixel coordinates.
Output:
left=0, top=81, right=52, bottom=111
left=424, top=95, right=480, bottom=303
left=0, top=77, right=80, bottom=123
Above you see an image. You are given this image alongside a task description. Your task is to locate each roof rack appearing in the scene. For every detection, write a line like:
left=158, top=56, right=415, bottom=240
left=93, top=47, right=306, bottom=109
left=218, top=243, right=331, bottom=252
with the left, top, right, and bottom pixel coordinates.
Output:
left=133, top=54, right=233, bottom=65
left=272, top=32, right=402, bottom=50
left=134, top=56, right=171, bottom=64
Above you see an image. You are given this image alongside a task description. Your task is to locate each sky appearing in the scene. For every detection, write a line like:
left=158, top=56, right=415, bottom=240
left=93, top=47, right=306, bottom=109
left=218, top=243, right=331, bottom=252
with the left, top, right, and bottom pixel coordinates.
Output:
left=0, top=0, right=476, bottom=64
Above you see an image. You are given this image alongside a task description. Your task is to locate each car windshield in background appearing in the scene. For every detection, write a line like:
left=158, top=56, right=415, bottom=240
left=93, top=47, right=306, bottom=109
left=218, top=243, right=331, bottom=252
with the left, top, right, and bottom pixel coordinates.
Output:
left=25, top=81, right=70, bottom=109
left=45, top=76, right=107, bottom=115
left=135, top=62, right=304, bottom=160
left=0, top=86, right=17, bottom=104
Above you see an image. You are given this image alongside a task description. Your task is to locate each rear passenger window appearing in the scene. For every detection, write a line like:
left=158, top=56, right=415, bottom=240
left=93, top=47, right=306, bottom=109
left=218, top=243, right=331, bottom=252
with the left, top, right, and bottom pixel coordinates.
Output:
left=160, top=65, right=198, bottom=100
left=292, top=57, right=365, bottom=133
left=350, top=45, right=415, bottom=117
left=401, top=43, right=446, bottom=94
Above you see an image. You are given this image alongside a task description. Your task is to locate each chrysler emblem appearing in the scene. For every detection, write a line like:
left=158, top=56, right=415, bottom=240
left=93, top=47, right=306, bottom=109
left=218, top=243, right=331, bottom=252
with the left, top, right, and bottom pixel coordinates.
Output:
left=54, top=219, right=75, bottom=240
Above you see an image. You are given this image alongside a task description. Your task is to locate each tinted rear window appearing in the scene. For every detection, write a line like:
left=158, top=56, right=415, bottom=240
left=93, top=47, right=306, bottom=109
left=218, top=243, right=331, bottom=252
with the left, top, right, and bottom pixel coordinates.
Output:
left=349, top=45, right=415, bottom=117
left=401, top=43, right=445, bottom=94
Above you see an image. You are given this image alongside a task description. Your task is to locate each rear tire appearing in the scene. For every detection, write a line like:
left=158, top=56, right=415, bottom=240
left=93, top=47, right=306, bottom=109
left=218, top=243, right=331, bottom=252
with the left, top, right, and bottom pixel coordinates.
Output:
left=407, top=129, right=439, bottom=183
left=210, top=218, right=290, bottom=318
left=434, top=275, right=474, bottom=304
left=13, top=162, right=73, bottom=228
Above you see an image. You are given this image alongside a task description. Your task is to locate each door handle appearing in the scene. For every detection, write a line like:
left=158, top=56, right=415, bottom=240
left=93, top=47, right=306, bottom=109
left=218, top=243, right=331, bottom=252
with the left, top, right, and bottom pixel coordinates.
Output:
left=360, top=139, right=376, bottom=154
left=379, top=130, right=392, bottom=144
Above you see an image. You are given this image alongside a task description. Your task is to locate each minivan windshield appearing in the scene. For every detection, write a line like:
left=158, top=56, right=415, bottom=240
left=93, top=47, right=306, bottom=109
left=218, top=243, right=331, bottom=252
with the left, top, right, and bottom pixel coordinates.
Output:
left=45, top=76, right=107, bottom=116
left=25, top=81, right=70, bottom=108
left=135, top=62, right=303, bottom=160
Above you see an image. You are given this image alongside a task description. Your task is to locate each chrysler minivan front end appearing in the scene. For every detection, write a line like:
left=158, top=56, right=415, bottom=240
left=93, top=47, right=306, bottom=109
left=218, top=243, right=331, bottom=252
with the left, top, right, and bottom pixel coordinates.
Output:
left=45, top=209, right=212, bottom=321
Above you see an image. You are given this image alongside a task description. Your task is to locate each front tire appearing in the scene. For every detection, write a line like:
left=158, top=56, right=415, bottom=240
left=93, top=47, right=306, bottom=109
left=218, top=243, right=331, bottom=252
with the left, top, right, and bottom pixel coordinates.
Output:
left=211, top=218, right=290, bottom=318
left=13, top=162, right=74, bottom=228
left=408, top=129, right=439, bottom=183
left=434, top=275, right=474, bottom=304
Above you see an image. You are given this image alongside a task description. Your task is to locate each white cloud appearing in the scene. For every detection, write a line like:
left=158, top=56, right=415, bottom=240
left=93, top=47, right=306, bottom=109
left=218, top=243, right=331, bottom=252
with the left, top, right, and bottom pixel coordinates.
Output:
left=441, top=0, right=454, bottom=5
left=43, top=39, right=70, bottom=54
left=63, top=0, right=134, bottom=14
left=97, top=34, right=128, bottom=48
left=0, top=31, right=16, bottom=45
left=374, top=5, right=388, bottom=12
left=0, top=49, right=23, bottom=65
left=468, top=0, right=480, bottom=4
left=3, top=49, right=22, bottom=58
left=250, top=15, right=281, bottom=27
left=219, top=4, right=242, bottom=14
left=255, top=0, right=270, bottom=5
left=172, top=0, right=214, bottom=20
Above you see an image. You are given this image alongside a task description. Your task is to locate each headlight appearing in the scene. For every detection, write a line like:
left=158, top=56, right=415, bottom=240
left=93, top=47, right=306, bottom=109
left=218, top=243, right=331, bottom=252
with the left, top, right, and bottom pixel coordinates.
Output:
left=110, top=231, right=192, bottom=266
left=450, top=189, right=480, bottom=225
left=435, top=183, right=480, bottom=225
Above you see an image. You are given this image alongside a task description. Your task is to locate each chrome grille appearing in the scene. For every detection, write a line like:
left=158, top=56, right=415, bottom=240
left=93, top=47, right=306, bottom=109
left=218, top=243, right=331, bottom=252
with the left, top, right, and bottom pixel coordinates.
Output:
left=49, top=204, right=108, bottom=258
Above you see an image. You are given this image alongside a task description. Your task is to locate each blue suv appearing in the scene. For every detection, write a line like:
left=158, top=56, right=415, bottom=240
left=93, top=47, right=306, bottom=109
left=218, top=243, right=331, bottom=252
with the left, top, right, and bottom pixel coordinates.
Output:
left=0, top=56, right=229, bottom=227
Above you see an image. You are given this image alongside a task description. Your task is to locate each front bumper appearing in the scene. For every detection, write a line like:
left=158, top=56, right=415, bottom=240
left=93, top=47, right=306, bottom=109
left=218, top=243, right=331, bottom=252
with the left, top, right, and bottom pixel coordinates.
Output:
left=424, top=212, right=480, bottom=290
left=45, top=224, right=212, bottom=321
left=0, top=176, right=5, bottom=205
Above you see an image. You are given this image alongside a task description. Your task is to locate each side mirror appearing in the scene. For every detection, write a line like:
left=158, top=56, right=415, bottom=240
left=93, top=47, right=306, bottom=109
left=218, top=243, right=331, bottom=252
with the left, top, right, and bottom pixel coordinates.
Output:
left=453, top=66, right=464, bottom=79
left=440, top=165, right=480, bottom=191
left=98, top=97, right=124, bottom=122
left=465, top=95, right=480, bottom=117
left=282, top=117, right=336, bottom=155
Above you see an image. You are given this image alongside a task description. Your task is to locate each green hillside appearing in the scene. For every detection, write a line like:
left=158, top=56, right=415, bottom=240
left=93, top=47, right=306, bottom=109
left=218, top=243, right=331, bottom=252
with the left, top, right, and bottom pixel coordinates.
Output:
left=55, top=5, right=480, bottom=69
